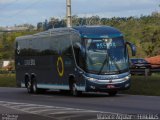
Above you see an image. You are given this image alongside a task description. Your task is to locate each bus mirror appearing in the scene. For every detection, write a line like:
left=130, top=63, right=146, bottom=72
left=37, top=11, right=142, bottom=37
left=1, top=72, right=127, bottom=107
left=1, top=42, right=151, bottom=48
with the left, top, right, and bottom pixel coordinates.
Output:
left=74, top=43, right=81, bottom=49
left=126, top=42, right=136, bottom=56
left=74, top=43, right=85, bottom=55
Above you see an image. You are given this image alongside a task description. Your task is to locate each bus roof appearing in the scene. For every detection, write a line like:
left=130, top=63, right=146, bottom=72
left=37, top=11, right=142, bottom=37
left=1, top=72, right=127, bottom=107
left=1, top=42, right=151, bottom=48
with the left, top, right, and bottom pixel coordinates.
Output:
left=16, top=26, right=123, bottom=40
left=73, top=26, right=123, bottom=39
left=16, top=28, right=78, bottom=40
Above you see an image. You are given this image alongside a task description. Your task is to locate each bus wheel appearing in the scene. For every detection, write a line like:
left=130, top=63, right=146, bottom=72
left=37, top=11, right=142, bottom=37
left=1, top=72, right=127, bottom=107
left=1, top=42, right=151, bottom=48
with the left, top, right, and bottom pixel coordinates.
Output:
left=32, top=78, right=46, bottom=94
left=108, top=91, right=117, bottom=96
left=26, top=79, right=33, bottom=93
left=32, top=79, right=38, bottom=94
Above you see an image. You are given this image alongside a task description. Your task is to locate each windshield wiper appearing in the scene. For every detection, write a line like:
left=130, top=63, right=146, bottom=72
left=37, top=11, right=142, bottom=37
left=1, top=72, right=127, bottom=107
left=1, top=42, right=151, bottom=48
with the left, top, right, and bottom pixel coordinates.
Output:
left=108, top=53, right=121, bottom=73
left=98, top=40, right=110, bottom=75
left=98, top=52, right=121, bottom=75
left=98, top=53, right=109, bottom=75
left=98, top=41, right=121, bottom=75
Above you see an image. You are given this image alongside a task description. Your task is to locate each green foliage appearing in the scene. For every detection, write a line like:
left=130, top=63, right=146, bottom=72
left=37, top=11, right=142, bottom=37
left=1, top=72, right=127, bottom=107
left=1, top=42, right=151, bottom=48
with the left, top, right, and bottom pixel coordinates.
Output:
left=0, top=12, right=160, bottom=60
left=44, top=13, right=160, bottom=58
left=121, top=75, right=160, bottom=96
left=0, top=74, right=16, bottom=87
left=0, top=31, right=38, bottom=59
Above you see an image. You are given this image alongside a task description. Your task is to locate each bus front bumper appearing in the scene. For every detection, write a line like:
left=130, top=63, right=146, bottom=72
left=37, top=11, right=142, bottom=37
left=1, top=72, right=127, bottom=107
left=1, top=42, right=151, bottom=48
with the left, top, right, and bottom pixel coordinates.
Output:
left=84, top=75, right=131, bottom=92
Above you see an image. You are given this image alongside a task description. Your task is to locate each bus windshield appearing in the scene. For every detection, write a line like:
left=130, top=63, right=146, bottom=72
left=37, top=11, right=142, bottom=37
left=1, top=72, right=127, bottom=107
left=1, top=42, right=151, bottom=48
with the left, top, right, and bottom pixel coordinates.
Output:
left=85, top=37, right=129, bottom=74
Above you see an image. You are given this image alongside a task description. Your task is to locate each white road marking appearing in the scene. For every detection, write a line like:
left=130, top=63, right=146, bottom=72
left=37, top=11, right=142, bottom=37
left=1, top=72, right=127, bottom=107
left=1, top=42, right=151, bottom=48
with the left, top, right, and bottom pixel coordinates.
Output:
left=10, top=104, right=43, bottom=108
left=0, top=101, right=98, bottom=113
left=20, top=106, right=51, bottom=111
left=31, top=109, right=59, bottom=113
left=31, top=107, right=80, bottom=113
left=0, top=100, right=120, bottom=120
left=49, top=110, right=98, bottom=115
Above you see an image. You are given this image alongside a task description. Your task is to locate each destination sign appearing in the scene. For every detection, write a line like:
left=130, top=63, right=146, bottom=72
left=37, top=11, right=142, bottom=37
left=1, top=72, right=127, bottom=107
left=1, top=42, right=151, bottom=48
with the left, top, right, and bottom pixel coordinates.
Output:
left=87, top=39, right=124, bottom=50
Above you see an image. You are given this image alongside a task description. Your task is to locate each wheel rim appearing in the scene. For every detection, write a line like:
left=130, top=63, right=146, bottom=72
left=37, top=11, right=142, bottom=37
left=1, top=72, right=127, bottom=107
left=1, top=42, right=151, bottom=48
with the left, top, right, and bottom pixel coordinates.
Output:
left=72, top=84, right=77, bottom=96
left=33, top=82, right=37, bottom=93
left=27, top=81, right=31, bottom=92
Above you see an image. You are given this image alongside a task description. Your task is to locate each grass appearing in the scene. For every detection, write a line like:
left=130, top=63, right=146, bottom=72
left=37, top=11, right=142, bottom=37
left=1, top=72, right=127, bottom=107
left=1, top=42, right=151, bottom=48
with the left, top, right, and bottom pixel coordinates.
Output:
left=0, top=74, right=16, bottom=87
left=121, top=75, right=160, bottom=96
left=0, top=74, right=160, bottom=96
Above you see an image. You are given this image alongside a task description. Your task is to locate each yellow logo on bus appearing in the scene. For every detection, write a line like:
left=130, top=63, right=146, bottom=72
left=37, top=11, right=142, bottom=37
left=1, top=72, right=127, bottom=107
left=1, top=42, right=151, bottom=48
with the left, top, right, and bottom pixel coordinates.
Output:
left=57, top=56, right=64, bottom=77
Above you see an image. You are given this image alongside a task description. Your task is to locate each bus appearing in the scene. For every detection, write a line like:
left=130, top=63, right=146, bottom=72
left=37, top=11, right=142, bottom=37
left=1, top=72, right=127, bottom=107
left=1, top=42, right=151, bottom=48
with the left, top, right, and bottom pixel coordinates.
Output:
left=15, top=26, right=136, bottom=96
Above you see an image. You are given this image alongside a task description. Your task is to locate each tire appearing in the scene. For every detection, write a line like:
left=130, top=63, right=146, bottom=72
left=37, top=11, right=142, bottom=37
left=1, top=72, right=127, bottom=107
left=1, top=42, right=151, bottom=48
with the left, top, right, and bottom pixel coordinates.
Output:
left=32, top=78, right=46, bottom=94
left=71, top=83, right=82, bottom=96
left=26, top=78, right=33, bottom=94
left=32, top=79, right=38, bottom=94
left=108, top=91, right=117, bottom=96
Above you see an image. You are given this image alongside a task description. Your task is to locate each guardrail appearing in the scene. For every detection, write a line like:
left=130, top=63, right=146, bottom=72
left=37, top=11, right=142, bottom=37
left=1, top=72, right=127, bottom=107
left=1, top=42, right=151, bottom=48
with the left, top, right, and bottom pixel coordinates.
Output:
left=130, top=68, right=160, bottom=76
left=130, top=63, right=160, bottom=76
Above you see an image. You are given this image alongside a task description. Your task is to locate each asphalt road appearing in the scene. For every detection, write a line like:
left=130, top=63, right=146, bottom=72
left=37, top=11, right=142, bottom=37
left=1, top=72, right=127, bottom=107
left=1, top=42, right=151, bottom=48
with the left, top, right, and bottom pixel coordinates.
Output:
left=0, top=87, right=160, bottom=120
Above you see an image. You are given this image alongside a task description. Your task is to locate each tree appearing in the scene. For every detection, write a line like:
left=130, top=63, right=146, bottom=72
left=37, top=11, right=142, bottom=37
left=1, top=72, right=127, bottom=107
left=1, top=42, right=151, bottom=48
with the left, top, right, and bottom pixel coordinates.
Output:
left=37, top=22, right=43, bottom=31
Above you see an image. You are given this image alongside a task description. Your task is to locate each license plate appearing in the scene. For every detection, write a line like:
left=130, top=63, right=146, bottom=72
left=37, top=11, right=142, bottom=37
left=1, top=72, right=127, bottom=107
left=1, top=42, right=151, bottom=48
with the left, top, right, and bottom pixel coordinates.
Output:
left=107, top=85, right=115, bottom=89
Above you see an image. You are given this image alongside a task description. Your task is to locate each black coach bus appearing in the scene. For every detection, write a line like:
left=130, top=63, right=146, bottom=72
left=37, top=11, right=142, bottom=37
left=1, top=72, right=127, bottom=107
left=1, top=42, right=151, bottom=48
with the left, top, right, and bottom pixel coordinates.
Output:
left=15, top=26, right=136, bottom=96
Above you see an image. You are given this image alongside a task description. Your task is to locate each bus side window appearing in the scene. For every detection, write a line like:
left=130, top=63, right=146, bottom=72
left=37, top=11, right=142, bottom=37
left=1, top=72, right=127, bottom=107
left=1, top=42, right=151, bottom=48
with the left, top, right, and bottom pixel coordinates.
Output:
left=74, top=46, right=80, bottom=66
left=74, top=42, right=86, bottom=70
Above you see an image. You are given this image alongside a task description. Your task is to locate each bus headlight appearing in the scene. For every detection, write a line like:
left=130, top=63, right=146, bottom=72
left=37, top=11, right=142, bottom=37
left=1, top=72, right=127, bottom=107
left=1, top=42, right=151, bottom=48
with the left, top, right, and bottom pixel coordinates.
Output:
left=124, top=74, right=131, bottom=81
left=88, top=77, right=97, bottom=81
left=84, top=76, right=97, bottom=81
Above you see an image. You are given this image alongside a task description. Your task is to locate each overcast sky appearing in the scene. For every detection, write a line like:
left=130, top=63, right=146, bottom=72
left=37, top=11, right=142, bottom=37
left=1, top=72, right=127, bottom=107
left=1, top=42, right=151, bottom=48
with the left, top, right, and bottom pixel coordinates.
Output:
left=0, top=0, right=159, bottom=27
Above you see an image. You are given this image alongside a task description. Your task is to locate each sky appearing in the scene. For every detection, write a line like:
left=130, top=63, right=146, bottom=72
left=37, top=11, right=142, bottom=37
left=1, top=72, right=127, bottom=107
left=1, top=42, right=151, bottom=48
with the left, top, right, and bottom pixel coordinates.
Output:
left=0, top=0, right=159, bottom=27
